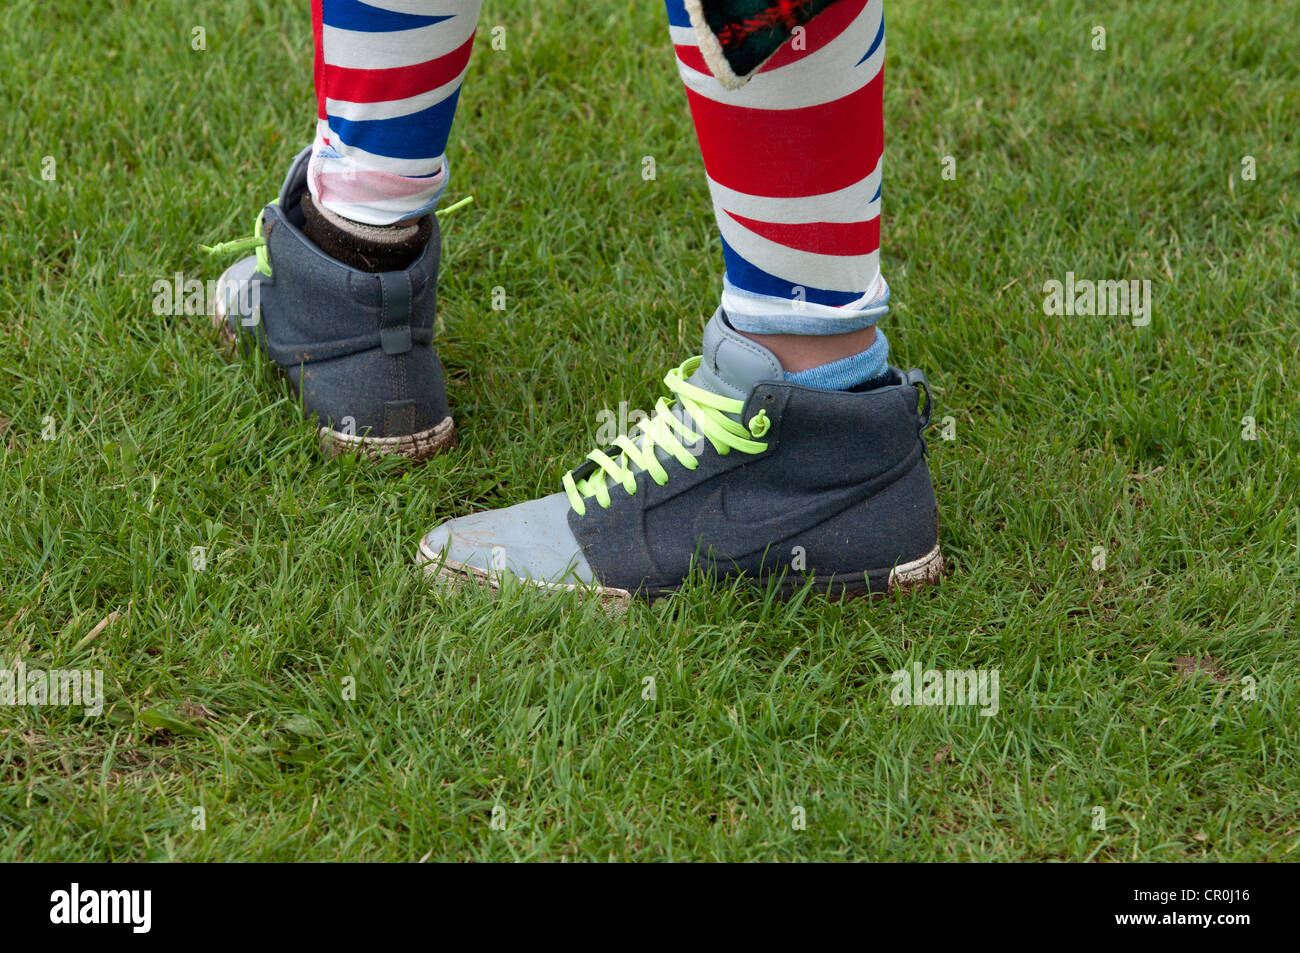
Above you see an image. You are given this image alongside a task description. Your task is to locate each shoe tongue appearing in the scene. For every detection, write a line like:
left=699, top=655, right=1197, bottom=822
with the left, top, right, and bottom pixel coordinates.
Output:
left=687, top=309, right=784, bottom=408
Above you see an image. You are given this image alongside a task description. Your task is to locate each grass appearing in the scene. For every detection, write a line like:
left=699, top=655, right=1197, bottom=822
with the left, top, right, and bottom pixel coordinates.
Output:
left=1, top=0, right=1297, bottom=861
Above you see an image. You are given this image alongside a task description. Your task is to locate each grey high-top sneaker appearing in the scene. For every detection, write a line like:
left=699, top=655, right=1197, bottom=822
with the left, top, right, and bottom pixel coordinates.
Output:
left=209, top=148, right=456, bottom=460
left=417, top=310, right=943, bottom=602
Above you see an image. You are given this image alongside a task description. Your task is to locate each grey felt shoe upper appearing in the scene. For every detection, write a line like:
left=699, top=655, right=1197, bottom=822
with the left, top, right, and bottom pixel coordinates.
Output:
left=420, top=310, right=941, bottom=598
left=217, top=147, right=452, bottom=443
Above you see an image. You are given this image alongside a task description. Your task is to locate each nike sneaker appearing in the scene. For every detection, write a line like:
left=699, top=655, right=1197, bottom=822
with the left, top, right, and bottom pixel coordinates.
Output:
left=206, top=148, right=456, bottom=461
left=417, top=309, right=943, bottom=602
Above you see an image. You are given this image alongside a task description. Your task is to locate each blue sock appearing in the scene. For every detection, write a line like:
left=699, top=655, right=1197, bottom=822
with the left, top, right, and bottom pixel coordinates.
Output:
left=784, top=329, right=889, bottom=391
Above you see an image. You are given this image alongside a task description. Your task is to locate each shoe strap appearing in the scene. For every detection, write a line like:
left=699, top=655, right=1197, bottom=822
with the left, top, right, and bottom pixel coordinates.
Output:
left=378, top=270, right=413, bottom=355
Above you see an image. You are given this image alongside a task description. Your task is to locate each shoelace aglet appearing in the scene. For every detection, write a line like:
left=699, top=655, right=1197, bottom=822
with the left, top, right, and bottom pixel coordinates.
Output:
left=436, top=195, right=475, bottom=218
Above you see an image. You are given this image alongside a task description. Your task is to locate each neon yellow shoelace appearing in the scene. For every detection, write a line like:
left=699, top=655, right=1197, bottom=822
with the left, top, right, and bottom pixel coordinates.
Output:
left=563, top=356, right=771, bottom=516
left=200, top=203, right=276, bottom=277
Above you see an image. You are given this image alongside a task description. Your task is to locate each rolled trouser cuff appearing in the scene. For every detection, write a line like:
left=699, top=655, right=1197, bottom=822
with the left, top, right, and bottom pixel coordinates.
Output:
left=722, top=275, right=890, bottom=336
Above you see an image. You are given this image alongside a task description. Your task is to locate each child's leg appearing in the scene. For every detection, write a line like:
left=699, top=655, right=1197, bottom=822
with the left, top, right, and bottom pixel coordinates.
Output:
left=669, top=0, right=890, bottom=387
left=308, top=0, right=482, bottom=227
left=418, top=0, right=942, bottom=599
left=208, top=1, right=483, bottom=459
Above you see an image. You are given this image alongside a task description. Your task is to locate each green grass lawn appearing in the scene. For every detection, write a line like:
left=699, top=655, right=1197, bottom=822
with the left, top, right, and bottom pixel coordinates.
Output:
left=2, top=0, right=1297, bottom=861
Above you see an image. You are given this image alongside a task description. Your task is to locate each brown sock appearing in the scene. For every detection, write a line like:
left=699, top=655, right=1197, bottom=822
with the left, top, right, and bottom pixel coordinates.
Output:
left=300, top=194, right=433, bottom=273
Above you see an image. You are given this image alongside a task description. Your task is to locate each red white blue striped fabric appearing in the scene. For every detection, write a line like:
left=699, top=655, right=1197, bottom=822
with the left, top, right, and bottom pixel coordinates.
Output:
left=667, top=0, right=888, bottom=331
left=309, top=0, right=481, bottom=225
left=304, top=0, right=888, bottom=336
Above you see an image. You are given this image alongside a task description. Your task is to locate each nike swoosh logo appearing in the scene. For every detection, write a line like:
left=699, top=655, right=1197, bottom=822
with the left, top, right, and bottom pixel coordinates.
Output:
left=691, top=481, right=875, bottom=558
left=689, top=445, right=924, bottom=558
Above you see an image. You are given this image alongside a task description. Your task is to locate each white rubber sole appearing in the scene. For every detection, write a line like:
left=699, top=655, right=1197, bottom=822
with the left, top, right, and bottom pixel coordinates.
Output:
left=417, top=538, right=944, bottom=604
left=416, top=539, right=633, bottom=606
left=887, top=543, right=946, bottom=593
left=320, top=416, right=456, bottom=461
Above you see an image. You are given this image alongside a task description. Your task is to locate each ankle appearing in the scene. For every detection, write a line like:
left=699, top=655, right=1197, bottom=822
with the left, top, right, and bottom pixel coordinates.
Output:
left=738, top=325, right=878, bottom=374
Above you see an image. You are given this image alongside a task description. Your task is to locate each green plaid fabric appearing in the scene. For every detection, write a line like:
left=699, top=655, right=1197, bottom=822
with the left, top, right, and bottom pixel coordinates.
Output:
left=700, top=0, right=844, bottom=78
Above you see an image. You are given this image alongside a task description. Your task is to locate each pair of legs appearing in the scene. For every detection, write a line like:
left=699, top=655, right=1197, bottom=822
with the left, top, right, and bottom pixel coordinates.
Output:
left=211, top=0, right=943, bottom=599
left=309, top=0, right=889, bottom=373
